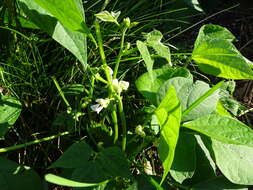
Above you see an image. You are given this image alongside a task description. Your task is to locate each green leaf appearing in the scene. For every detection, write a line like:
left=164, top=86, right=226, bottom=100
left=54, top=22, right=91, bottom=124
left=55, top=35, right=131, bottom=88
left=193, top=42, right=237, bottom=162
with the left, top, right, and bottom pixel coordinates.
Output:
left=194, top=24, right=236, bottom=48
left=146, top=30, right=171, bottom=65
left=97, top=147, right=131, bottom=178
left=157, top=77, right=219, bottom=121
left=189, top=135, right=216, bottom=184
left=135, top=67, right=192, bottom=105
left=155, top=85, right=181, bottom=184
left=182, top=113, right=253, bottom=148
left=71, top=161, right=107, bottom=185
left=18, top=0, right=87, bottom=68
left=137, top=40, right=154, bottom=81
left=31, top=0, right=88, bottom=33
left=0, top=95, right=22, bottom=139
left=211, top=139, right=253, bottom=185
left=192, top=38, right=253, bottom=79
left=192, top=176, right=248, bottom=190
left=51, top=141, right=93, bottom=168
left=95, top=11, right=120, bottom=25
left=45, top=174, right=109, bottom=188
left=0, top=157, right=43, bottom=190
left=170, top=133, right=196, bottom=183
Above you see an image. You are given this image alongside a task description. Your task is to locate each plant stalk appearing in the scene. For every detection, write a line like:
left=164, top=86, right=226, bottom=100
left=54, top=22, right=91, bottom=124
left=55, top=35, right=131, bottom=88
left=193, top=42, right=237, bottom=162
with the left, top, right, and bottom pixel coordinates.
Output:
left=113, top=27, right=127, bottom=79
left=95, top=20, right=119, bottom=144
left=0, top=132, right=70, bottom=153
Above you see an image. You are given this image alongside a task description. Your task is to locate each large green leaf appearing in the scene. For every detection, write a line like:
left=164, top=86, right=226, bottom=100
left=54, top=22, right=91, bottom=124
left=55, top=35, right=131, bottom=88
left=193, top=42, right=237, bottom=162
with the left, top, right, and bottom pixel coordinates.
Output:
left=50, top=141, right=93, bottom=168
left=135, top=68, right=192, bottom=105
left=31, top=0, right=88, bottom=33
left=71, top=161, right=108, bottom=190
left=194, top=24, right=236, bottom=48
left=0, top=157, right=43, bottom=190
left=146, top=30, right=171, bottom=65
left=192, top=176, right=248, bottom=190
left=192, top=38, right=253, bottom=79
left=18, top=0, right=87, bottom=68
left=170, top=133, right=196, bottom=183
left=155, top=85, right=181, bottom=184
left=157, top=77, right=219, bottom=121
left=0, top=95, right=22, bottom=139
left=97, top=147, right=131, bottom=178
left=182, top=113, right=253, bottom=148
left=188, top=135, right=216, bottom=184
left=211, top=139, right=253, bottom=185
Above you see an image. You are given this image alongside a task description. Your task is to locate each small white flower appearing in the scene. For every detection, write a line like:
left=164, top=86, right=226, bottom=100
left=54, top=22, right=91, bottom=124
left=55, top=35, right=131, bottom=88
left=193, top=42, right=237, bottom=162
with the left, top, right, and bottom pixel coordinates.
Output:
left=112, top=79, right=129, bottom=94
left=119, top=81, right=129, bottom=91
left=90, top=98, right=110, bottom=114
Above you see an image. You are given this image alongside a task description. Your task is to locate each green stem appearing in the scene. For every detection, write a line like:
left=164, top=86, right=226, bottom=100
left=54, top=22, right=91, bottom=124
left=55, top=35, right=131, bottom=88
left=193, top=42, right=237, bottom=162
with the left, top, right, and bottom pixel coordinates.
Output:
left=52, top=76, right=71, bottom=111
left=182, top=81, right=224, bottom=117
left=95, top=20, right=119, bottom=144
left=0, top=132, right=70, bottom=153
left=117, top=95, right=127, bottom=151
left=113, top=27, right=127, bottom=79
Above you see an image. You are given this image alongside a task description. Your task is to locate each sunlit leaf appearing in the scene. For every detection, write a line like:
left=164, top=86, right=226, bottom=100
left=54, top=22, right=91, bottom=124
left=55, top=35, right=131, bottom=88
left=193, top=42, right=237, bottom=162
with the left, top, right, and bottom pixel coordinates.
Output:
left=182, top=113, right=253, bottom=148
left=155, top=85, right=181, bottom=184
left=0, top=95, right=22, bottom=139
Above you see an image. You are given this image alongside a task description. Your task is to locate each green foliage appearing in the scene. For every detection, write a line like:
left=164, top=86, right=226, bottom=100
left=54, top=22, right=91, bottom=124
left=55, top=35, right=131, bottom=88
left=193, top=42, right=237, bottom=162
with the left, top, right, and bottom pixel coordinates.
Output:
left=0, top=157, right=44, bottom=190
left=17, top=0, right=87, bottom=68
left=182, top=113, right=253, bottom=147
left=1, top=1, right=253, bottom=189
left=0, top=95, right=22, bottom=139
left=192, top=24, right=253, bottom=79
left=155, top=85, right=181, bottom=184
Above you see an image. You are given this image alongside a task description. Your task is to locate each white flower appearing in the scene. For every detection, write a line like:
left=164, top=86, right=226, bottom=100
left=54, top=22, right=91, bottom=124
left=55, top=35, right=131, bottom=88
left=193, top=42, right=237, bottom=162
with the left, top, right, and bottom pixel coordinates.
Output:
left=119, top=80, right=129, bottom=91
left=90, top=98, right=110, bottom=114
left=112, top=79, right=129, bottom=94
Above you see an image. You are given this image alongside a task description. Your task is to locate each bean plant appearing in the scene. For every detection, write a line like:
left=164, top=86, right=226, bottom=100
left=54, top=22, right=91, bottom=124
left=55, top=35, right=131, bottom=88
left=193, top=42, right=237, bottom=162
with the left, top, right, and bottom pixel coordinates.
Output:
left=0, top=0, right=253, bottom=190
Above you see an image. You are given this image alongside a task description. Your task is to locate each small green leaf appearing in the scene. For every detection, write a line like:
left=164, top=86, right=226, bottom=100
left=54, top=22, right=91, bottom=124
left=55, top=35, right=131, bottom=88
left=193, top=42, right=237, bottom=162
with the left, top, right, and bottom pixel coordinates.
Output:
left=135, top=67, right=192, bottom=105
left=192, top=38, right=253, bottom=80
left=182, top=113, right=253, bottom=148
left=95, top=11, right=120, bottom=25
left=50, top=141, right=93, bottom=168
left=155, top=85, right=181, bottom=184
left=0, top=95, right=22, bottom=139
left=137, top=40, right=154, bottom=81
left=170, top=133, right=196, bottom=183
left=192, top=176, right=248, bottom=190
left=45, top=174, right=109, bottom=187
left=146, top=30, right=171, bottom=65
left=211, top=139, right=253, bottom=185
